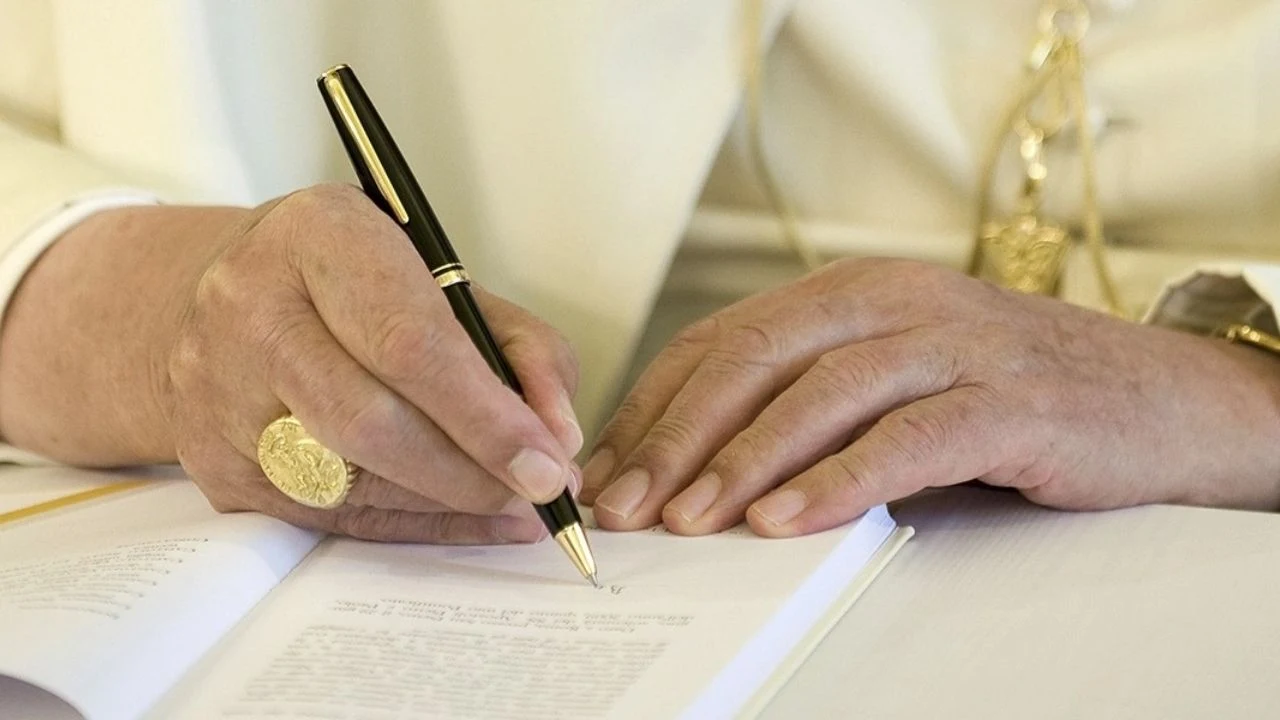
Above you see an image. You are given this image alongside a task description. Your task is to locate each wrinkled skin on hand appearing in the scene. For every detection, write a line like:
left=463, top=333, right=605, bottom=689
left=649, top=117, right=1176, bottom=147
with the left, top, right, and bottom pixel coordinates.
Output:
left=0, top=184, right=585, bottom=544
left=583, top=258, right=1280, bottom=537
left=167, top=185, right=586, bottom=542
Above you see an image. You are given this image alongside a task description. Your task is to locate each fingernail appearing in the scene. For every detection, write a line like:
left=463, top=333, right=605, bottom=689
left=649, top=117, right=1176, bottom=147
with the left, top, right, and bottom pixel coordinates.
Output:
left=557, top=390, right=584, bottom=457
left=508, top=448, right=567, bottom=501
left=594, top=468, right=649, bottom=520
left=751, top=489, right=807, bottom=527
left=581, top=448, right=615, bottom=494
left=665, top=473, right=721, bottom=524
left=496, top=516, right=547, bottom=543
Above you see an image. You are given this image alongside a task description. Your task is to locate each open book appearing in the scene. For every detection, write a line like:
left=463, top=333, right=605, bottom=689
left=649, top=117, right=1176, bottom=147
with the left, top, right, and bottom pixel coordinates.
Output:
left=0, top=468, right=910, bottom=720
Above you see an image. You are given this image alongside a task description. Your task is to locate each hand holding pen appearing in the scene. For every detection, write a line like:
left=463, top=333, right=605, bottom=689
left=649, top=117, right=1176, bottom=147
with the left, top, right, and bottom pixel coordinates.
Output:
left=138, top=117, right=583, bottom=552
left=173, top=180, right=585, bottom=545
left=317, top=64, right=598, bottom=583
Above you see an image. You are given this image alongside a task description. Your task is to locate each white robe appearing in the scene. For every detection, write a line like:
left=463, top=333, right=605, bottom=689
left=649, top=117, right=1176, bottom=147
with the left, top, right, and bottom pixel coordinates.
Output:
left=1, top=0, right=1277, bottom=438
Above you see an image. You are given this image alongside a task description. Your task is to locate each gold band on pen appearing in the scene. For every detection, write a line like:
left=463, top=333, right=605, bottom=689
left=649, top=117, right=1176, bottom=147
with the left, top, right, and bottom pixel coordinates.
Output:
left=320, top=67, right=410, bottom=224
left=434, top=268, right=472, bottom=288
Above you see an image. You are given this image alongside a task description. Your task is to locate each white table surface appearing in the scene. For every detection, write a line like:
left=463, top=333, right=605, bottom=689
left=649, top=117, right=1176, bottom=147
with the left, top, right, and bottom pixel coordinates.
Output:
left=763, top=487, right=1280, bottom=720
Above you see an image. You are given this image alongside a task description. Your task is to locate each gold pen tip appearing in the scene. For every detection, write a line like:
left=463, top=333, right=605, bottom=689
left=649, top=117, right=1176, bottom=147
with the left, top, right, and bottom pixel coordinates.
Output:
left=589, top=573, right=600, bottom=589
left=553, top=523, right=598, bottom=583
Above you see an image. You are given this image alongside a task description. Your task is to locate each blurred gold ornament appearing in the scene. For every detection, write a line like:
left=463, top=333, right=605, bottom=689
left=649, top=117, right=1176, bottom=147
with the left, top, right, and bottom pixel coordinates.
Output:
left=972, top=0, right=1125, bottom=317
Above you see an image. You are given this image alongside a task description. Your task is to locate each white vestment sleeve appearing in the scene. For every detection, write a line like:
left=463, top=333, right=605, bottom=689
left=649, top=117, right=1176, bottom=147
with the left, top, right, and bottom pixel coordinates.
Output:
left=1145, top=264, right=1280, bottom=337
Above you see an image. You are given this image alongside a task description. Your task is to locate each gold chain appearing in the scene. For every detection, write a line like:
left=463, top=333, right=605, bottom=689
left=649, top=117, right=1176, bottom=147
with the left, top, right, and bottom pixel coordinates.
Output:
left=743, top=0, right=1123, bottom=315
left=1064, top=37, right=1125, bottom=316
left=973, top=0, right=1126, bottom=317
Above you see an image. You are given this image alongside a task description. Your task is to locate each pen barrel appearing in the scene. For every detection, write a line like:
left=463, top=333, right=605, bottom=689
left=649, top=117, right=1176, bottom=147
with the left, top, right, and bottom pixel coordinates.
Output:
left=443, top=282, right=581, bottom=532
left=318, top=65, right=461, bottom=270
left=440, top=283, right=523, bottom=394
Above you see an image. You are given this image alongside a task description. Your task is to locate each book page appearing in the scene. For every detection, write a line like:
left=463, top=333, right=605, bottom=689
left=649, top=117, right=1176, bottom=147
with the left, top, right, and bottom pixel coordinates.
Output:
left=153, top=506, right=897, bottom=720
left=0, top=475, right=320, bottom=720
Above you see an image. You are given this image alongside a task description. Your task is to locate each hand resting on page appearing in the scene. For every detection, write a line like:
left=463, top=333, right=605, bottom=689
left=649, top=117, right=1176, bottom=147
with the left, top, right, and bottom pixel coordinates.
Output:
left=582, top=258, right=1280, bottom=537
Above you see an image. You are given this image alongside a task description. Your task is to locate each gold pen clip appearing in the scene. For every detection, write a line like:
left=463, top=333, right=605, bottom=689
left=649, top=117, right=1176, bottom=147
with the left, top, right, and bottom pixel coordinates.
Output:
left=321, top=67, right=410, bottom=224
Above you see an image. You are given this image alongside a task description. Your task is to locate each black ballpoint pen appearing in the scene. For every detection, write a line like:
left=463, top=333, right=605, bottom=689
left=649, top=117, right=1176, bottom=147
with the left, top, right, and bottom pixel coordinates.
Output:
left=317, top=64, right=598, bottom=586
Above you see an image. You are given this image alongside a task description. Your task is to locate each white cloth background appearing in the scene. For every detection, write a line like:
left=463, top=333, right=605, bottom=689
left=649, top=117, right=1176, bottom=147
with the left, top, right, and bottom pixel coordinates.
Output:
left=0, top=0, right=1276, bottom=438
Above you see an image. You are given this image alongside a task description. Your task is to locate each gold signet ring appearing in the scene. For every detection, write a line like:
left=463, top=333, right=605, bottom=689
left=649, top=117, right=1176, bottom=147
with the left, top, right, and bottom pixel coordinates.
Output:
left=256, top=415, right=357, bottom=509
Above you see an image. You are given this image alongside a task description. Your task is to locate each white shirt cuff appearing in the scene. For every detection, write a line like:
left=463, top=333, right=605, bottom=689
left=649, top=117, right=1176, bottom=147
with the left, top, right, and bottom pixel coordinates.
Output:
left=0, top=189, right=160, bottom=322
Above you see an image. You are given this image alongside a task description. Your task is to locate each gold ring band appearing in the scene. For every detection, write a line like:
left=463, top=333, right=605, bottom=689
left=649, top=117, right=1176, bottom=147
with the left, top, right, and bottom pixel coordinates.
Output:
left=256, top=415, right=357, bottom=509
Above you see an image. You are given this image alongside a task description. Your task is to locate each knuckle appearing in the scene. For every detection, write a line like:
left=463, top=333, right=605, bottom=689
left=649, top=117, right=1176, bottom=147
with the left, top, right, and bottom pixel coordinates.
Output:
left=874, top=256, right=933, bottom=280
left=900, top=262, right=965, bottom=296
left=696, top=323, right=780, bottom=378
left=367, top=310, right=439, bottom=381
left=810, top=349, right=882, bottom=396
left=336, top=506, right=398, bottom=541
left=253, top=194, right=313, bottom=250
left=881, top=408, right=953, bottom=464
left=435, top=513, right=499, bottom=544
left=259, top=184, right=370, bottom=255
left=166, top=330, right=206, bottom=393
left=422, top=512, right=461, bottom=542
left=282, top=182, right=363, bottom=216
left=193, top=265, right=299, bottom=364
left=512, top=326, right=580, bottom=391
left=811, top=256, right=872, bottom=289
left=922, top=334, right=965, bottom=388
left=599, top=395, right=651, bottom=441
left=716, top=424, right=790, bottom=478
left=670, top=315, right=723, bottom=352
left=722, top=322, right=780, bottom=367
left=700, top=347, right=764, bottom=377
left=309, top=181, right=364, bottom=203
left=634, top=414, right=701, bottom=462
left=843, top=258, right=948, bottom=299
left=826, top=452, right=879, bottom=495
left=257, top=314, right=314, bottom=381
left=331, top=392, right=404, bottom=456
left=817, top=256, right=882, bottom=284
left=192, top=260, right=253, bottom=318
left=552, top=332, right=581, bottom=389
